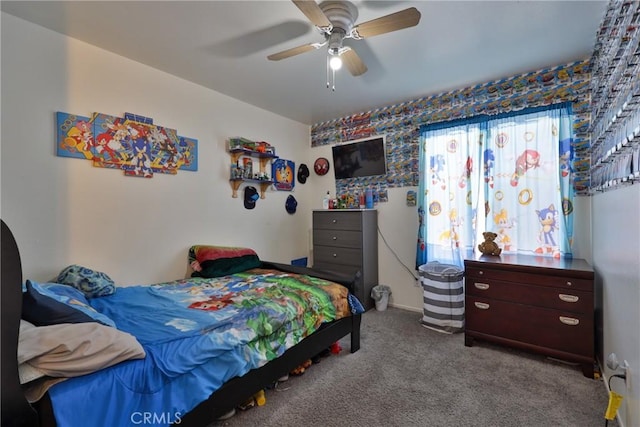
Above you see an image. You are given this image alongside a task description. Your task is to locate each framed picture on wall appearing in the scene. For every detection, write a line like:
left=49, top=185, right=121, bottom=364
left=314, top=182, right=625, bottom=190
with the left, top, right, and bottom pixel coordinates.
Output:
left=272, top=158, right=295, bottom=191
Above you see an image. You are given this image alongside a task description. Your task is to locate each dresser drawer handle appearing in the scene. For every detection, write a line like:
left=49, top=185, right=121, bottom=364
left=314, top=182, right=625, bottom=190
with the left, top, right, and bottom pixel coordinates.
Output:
left=566, top=281, right=572, bottom=286
left=474, top=283, right=490, bottom=290
left=559, top=294, right=579, bottom=303
left=478, top=270, right=484, bottom=276
left=474, top=302, right=490, bottom=310
left=332, top=236, right=337, bottom=240
left=332, top=253, right=337, bottom=257
left=559, top=316, right=580, bottom=326
left=332, top=219, right=337, bottom=224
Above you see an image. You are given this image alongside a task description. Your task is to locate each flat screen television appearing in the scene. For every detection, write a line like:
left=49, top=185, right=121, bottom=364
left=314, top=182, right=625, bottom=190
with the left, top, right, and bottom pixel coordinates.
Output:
left=332, top=136, right=387, bottom=180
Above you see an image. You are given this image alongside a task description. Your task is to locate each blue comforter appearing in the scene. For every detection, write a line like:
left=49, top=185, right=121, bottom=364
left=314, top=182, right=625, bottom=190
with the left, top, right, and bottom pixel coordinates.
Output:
left=48, top=268, right=352, bottom=427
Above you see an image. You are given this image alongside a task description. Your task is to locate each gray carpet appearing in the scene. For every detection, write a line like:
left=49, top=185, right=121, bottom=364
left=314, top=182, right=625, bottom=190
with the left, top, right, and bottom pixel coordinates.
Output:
left=212, top=307, right=616, bottom=427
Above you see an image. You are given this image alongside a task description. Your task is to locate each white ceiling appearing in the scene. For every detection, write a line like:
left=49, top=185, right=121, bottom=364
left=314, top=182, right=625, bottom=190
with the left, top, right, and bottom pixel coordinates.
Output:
left=1, top=0, right=607, bottom=125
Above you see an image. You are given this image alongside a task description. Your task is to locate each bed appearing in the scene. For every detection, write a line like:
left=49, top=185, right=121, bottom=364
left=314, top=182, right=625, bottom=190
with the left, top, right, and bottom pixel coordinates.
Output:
left=1, top=219, right=362, bottom=427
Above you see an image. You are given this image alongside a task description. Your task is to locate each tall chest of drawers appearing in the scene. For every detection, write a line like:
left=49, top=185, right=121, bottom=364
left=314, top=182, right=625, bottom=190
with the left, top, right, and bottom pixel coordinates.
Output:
left=312, top=210, right=378, bottom=310
left=464, top=254, right=595, bottom=378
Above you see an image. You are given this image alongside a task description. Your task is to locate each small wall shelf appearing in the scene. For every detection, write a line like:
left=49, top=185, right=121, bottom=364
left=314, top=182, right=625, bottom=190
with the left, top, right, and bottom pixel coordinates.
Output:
left=228, top=141, right=278, bottom=199
left=229, top=149, right=278, bottom=164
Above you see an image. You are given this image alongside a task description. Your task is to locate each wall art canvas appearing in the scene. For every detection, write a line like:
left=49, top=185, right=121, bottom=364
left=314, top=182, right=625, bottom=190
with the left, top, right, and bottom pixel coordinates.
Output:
left=272, top=159, right=295, bottom=191
left=56, top=111, right=198, bottom=178
left=56, top=112, right=94, bottom=160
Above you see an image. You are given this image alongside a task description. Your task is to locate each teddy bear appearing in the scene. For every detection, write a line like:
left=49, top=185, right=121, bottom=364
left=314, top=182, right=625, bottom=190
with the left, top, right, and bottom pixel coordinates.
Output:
left=478, top=231, right=502, bottom=256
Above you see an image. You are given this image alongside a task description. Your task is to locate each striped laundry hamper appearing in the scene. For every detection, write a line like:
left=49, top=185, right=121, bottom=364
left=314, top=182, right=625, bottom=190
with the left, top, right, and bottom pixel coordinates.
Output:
left=418, top=262, right=465, bottom=333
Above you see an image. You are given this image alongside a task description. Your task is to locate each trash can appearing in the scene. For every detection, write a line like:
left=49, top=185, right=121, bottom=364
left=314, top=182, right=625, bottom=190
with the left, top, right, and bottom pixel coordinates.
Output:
left=371, top=285, right=391, bottom=311
left=418, top=262, right=464, bottom=333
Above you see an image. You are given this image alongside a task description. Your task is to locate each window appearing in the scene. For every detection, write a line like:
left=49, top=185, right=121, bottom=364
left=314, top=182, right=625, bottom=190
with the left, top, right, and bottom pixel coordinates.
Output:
left=416, top=103, right=574, bottom=267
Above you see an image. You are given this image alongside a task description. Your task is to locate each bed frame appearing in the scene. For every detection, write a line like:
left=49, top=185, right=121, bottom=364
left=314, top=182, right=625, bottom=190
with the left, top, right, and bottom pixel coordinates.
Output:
left=1, top=219, right=362, bottom=427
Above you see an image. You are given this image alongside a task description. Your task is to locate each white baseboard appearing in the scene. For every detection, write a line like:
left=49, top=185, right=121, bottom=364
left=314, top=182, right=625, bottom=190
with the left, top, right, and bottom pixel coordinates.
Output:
left=387, top=302, right=422, bottom=313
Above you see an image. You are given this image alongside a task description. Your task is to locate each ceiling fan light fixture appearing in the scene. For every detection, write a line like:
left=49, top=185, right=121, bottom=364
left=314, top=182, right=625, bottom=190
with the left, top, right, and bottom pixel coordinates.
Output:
left=329, top=55, right=343, bottom=71
left=270, top=1, right=422, bottom=88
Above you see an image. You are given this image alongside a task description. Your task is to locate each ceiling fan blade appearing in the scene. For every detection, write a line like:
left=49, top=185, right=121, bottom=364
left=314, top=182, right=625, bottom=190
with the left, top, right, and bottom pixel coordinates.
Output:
left=352, top=7, right=421, bottom=39
left=268, top=43, right=320, bottom=61
left=292, top=0, right=332, bottom=28
left=342, top=48, right=367, bottom=76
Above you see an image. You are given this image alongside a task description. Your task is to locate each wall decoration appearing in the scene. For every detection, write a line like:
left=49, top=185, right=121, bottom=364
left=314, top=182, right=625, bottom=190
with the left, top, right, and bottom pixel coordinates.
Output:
left=56, top=112, right=94, bottom=160
left=297, top=163, right=310, bottom=184
left=311, top=60, right=592, bottom=195
left=272, top=158, right=295, bottom=191
left=588, top=1, right=640, bottom=193
left=313, top=157, right=330, bottom=176
left=56, top=111, right=197, bottom=178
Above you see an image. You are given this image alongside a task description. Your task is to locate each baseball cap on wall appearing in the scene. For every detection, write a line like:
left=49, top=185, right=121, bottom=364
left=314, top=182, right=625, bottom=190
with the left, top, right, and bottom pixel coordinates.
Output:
left=244, top=186, right=259, bottom=209
left=297, top=163, right=310, bottom=184
left=285, top=195, right=297, bottom=214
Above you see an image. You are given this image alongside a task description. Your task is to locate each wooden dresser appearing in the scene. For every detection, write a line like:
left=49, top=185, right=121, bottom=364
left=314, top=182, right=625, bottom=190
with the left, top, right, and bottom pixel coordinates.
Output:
left=464, top=254, right=595, bottom=377
left=312, top=210, right=378, bottom=310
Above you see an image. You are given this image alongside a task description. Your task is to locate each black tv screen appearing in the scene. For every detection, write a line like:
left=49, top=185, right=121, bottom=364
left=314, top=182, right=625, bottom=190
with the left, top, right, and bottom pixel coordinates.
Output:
left=332, top=136, right=387, bottom=180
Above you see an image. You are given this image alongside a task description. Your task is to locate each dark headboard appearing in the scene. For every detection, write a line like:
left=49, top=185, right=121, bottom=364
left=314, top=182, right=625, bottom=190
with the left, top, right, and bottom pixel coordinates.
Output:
left=1, top=220, right=39, bottom=426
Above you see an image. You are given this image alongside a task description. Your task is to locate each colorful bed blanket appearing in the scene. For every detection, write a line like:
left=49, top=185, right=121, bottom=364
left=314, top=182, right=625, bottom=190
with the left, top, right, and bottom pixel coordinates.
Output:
left=47, top=268, right=352, bottom=427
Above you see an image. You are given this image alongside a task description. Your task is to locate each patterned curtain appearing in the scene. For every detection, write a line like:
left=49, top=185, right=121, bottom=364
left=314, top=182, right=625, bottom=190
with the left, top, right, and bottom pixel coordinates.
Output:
left=416, top=119, right=485, bottom=268
left=416, top=103, right=574, bottom=268
left=483, top=105, right=574, bottom=257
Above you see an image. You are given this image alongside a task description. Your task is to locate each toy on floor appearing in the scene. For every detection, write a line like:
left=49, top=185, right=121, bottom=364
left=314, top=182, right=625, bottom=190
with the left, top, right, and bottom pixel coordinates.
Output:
left=254, top=389, right=266, bottom=406
left=311, top=342, right=342, bottom=364
left=290, top=359, right=312, bottom=375
left=237, top=389, right=267, bottom=411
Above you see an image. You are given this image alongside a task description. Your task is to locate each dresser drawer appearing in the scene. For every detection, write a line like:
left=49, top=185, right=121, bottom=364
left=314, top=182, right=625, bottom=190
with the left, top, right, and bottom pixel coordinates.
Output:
left=466, top=278, right=592, bottom=314
left=314, top=246, right=362, bottom=267
left=465, top=266, right=592, bottom=292
left=313, top=229, right=363, bottom=249
left=312, top=262, right=360, bottom=276
left=466, top=296, right=593, bottom=357
left=313, top=211, right=363, bottom=231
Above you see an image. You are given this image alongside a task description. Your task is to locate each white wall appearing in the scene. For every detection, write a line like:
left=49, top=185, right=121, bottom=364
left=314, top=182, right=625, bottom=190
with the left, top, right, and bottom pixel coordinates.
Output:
left=592, top=185, right=640, bottom=427
left=1, top=13, right=311, bottom=285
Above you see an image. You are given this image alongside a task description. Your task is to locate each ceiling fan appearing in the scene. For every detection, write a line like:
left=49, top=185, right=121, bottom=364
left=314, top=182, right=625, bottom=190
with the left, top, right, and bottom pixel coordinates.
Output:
left=268, top=0, right=421, bottom=89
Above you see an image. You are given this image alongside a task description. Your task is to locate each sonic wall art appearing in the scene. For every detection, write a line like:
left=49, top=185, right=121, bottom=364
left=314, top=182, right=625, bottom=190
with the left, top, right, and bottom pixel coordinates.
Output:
left=272, top=159, right=295, bottom=191
left=56, top=112, right=197, bottom=178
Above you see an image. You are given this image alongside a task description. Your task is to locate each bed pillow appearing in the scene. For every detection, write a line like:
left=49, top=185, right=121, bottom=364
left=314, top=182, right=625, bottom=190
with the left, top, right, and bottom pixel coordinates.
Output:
left=22, top=280, right=116, bottom=327
left=56, top=264, right=116, bottom=298
left=189, top=245, right=261, bottom=278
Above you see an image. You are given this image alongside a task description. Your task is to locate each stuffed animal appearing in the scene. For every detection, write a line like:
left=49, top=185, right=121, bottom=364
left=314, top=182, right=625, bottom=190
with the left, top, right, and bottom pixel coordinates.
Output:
left=290, top=359, right=312, bottom=376
left=478, top=231, right=502, bottom=256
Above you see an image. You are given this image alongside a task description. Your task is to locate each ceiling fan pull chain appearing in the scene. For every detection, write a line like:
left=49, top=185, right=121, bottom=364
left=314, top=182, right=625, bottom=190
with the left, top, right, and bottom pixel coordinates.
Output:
left=326, top=55, right=330, bottom=88
left=332, top=68, right=336, bottom=91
